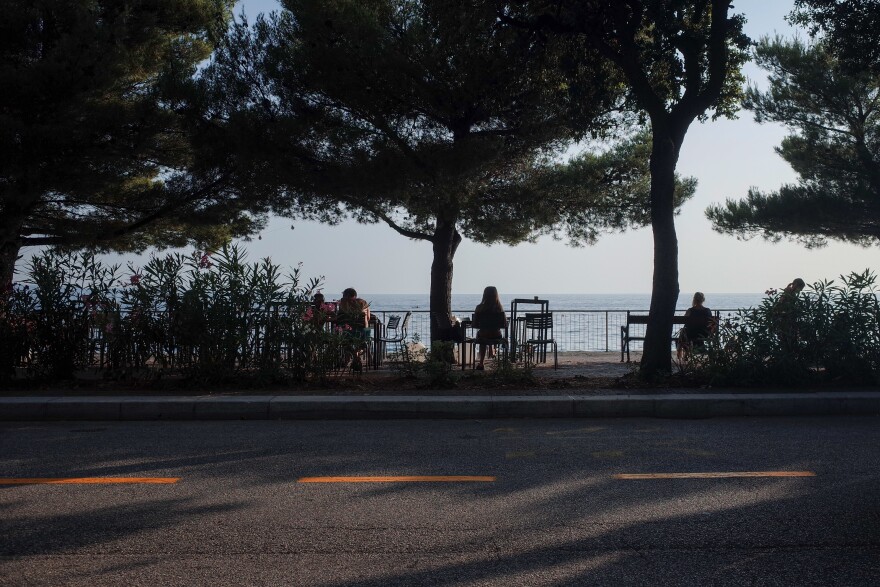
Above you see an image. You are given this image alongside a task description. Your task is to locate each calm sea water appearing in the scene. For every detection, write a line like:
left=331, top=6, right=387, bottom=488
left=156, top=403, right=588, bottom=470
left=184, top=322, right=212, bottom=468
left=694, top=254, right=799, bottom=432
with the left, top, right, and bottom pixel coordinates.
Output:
left=359, top=293, right=766, bottom=314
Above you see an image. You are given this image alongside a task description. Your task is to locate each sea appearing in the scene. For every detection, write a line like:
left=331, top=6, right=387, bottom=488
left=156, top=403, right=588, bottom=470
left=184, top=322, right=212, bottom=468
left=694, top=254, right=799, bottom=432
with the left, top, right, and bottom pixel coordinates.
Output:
left=360, top=293, right=766, bottom=314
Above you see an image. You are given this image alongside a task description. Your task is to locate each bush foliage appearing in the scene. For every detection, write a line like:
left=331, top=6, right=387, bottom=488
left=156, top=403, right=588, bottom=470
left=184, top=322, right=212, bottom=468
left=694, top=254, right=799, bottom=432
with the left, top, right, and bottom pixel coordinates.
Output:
left=686, top=270, right=880, bottom=386
left=0, top=245, right=366, bottom=384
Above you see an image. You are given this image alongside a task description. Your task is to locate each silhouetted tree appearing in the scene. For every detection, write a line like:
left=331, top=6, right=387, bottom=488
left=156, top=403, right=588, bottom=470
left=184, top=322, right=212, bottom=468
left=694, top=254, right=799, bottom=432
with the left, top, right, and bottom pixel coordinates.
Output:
left=0, top=0, right=261, bottom=287
left=790, top=0, right=880, bottom=73
left=202, top=0, right=695, bottom=340
left=707, top=38, right=880, bottom=247
left=501, top=0, right=749, bottom=376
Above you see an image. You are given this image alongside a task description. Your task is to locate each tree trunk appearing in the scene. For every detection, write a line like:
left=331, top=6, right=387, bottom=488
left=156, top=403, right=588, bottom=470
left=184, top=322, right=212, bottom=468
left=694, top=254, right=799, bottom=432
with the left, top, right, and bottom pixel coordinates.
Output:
left=640, top=129, right=681, bottom=377
left=429, top=217, right=462, bottom=343
left=0, top=218, right=23, bottom=290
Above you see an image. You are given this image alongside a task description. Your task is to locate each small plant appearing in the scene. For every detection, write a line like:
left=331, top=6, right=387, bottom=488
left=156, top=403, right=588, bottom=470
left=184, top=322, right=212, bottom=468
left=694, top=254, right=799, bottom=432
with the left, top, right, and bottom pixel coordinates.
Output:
left=485, top=350, right=536, bottom=386
left=422, top=341, right=457, bottom=388
left=387, top=335, right=458, bottom=388
left=388, top=334, right=427, bottom=379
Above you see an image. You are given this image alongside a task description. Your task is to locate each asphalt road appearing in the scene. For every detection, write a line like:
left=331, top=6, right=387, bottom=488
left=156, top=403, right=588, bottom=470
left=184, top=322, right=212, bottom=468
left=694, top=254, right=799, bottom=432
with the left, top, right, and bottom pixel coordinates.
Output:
left=2, top=417, right=879, bottom=586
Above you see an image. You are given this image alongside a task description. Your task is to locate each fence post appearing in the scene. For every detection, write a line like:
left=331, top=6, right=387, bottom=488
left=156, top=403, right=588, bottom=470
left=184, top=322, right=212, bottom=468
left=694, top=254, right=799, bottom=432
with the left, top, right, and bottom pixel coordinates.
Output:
left=603, top=311, right=607, bottom=352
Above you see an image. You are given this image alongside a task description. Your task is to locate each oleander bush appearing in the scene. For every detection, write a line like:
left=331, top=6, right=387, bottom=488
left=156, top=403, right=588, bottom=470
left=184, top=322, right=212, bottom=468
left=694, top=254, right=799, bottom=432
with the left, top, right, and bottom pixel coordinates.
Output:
left=687, top=270, right=880, bottom=386
left=0, top=245, right=362, bottom=384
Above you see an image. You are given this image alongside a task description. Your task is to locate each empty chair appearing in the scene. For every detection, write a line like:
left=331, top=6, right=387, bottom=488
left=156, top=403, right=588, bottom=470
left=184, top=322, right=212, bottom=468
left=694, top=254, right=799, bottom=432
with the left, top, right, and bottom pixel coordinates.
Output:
left=378, top=311, right=411, bottom=359
left=524, top=312, right=557, bottom=369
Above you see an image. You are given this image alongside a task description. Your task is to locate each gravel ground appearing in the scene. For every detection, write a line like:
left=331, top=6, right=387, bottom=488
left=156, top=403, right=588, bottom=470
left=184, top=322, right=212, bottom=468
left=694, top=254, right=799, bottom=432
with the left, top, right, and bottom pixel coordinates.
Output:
left=530, top=351, right=640, bottom=379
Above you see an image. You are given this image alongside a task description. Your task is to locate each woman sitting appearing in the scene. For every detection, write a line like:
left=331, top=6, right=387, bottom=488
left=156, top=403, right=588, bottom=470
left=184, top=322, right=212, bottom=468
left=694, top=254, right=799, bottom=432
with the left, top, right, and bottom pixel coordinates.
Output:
left=474, top=286, right=505, bottom=370
left=677, top=291, right=715, bottom=360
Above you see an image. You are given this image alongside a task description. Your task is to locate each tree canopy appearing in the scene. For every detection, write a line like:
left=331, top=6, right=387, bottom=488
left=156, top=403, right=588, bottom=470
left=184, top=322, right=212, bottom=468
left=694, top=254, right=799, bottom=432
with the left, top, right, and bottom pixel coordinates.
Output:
left=790, top=0, right=880, bottom=73
left=0, top=0, right=262, bottom=287
left=202, top=0, right=693, bottom=338
left=706, top=37, right=880, bottom=247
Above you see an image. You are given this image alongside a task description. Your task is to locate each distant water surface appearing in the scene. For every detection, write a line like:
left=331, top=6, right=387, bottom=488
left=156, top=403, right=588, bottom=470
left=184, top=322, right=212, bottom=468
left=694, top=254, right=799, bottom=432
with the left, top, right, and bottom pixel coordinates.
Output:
left=357, top=293, right=766, bottom=313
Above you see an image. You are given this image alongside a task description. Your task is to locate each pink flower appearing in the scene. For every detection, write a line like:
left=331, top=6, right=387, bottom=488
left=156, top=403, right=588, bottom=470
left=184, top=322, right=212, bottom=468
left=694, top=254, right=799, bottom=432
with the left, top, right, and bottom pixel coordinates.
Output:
left=198, top=253, right=212, bottom=269
left=130, top=274, right=141, bottom=286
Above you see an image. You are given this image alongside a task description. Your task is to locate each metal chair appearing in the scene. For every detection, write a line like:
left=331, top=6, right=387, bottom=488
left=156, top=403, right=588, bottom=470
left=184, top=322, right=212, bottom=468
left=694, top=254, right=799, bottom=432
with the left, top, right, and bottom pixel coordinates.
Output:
left=524, top=312, right=557, bottom=369
left=468, top=311, right=509, bottom=369
left=378, top=311, right=411, bottom=359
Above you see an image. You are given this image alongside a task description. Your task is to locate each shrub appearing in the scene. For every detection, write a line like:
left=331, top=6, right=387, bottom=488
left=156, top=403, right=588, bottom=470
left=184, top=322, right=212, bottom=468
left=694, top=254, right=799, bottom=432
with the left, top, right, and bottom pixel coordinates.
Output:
left=692, top=270, right=880, bottom=386
left=0, top=245, right=359, bottom=385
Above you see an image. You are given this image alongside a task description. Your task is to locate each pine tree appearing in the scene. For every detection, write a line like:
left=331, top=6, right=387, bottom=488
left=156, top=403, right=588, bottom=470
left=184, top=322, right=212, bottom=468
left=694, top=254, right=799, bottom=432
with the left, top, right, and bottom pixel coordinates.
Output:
left=707, top=38, right=880, bottom=247
left=202, top=0, right=694, bottom=339
left=502, top=0, right=749, bottom=376
left=0, top=0, right=259, bottom=287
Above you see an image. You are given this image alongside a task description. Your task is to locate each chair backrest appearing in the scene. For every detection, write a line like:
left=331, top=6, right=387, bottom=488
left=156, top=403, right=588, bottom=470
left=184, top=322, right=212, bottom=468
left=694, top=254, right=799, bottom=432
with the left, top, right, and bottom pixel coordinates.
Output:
left=684, top=308, right=713, bottom=338
left=400, top=311, right=412, bottom=336
left=385, top=315, right=401, bottom=330
left=524, top=312, right=553, bottom=330
left=472, top=311, right=507, bottom=330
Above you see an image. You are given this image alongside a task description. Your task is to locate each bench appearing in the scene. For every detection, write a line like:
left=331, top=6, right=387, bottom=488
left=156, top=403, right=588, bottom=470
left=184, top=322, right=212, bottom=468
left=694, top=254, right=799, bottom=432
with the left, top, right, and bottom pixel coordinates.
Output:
left=620, top=313, right=689, bottom=362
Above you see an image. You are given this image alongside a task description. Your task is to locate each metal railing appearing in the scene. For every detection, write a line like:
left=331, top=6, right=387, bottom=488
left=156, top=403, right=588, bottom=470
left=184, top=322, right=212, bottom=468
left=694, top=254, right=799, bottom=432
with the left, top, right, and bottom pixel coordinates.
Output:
left=370, top=309, right=745, bottom=353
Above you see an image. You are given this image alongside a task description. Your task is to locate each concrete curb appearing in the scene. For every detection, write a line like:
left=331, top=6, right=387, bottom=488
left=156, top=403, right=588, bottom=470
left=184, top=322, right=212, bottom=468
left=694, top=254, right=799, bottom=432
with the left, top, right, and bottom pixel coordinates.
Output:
left=1, top=392, right=879, bottom=421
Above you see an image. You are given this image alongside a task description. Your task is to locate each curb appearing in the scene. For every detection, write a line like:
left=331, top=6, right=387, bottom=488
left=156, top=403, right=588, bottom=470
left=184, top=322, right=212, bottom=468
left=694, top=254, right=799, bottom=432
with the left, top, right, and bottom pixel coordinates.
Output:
left=1, top=392, right=879, bottom=421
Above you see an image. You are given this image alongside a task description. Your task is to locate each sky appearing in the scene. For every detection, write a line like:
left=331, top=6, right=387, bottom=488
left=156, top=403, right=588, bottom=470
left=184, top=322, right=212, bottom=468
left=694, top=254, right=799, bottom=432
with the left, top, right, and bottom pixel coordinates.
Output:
left=83, top=1, right=880, bottom=295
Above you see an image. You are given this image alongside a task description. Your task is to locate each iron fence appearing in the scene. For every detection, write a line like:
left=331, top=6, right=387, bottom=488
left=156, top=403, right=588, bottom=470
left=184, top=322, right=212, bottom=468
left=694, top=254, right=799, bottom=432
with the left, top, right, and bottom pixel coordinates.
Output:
left=371, top=309, right=745, bottom=353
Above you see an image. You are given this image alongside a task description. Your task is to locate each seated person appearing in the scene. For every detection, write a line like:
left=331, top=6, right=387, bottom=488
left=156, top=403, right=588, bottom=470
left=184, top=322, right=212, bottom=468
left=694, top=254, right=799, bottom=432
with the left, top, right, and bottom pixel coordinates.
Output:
left=677, top=292, right=715, bottom=360
left=336, top=288, right=370, bottom=332
left=474, top=286, right=505, bottom=370
left=304, top=292, right=334, bottom=329
left=337, top=287, right=371, bottom=370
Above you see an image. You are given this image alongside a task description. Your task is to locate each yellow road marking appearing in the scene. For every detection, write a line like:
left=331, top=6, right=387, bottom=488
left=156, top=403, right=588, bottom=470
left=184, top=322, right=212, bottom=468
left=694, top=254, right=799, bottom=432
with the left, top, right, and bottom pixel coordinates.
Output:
left=0, top=477, right=180, bottom=485
left=297, top=476, right=496, bottom=483
left=614, top=471, right=816, bottom=480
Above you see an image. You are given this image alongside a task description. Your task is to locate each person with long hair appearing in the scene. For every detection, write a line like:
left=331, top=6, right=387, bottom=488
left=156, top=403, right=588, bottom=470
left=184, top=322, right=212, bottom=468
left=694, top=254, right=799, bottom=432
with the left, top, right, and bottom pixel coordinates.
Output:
left=677, top=292, right=714, bottom=360
left=474, top=285, right=505, bottom=370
